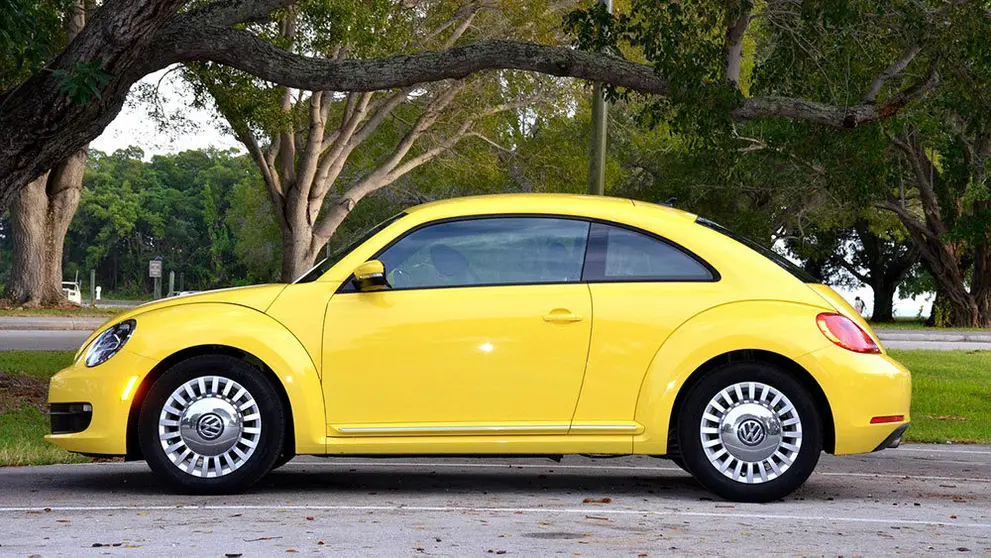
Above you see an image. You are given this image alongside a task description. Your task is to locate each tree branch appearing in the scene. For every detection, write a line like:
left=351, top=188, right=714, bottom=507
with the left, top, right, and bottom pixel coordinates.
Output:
left=734, top=64, right=937, bottom=127
left=723, top=1, right=753, bottom=85
left=863, top=44, right=922, bottom=103
left=156, top=31, right=671, bottom=95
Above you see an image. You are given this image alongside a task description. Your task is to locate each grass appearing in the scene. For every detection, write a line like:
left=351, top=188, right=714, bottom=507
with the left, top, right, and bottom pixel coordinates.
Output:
left=0, top=306, right=121, bottom=318
left=890, top=349, right=991, bottom=444
left=0, top=406, right=89, bottom=466
left=0, top=349, right=987, bottom=466
left=872, top=321, right=991, bottom=331
left=0, top=351, right=76, bottom=381
left=0, top=351, right=88, bottom=466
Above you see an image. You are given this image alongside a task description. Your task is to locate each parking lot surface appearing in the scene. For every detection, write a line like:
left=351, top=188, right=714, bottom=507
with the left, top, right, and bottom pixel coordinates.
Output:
left=0, top=445, right=988, bottom=556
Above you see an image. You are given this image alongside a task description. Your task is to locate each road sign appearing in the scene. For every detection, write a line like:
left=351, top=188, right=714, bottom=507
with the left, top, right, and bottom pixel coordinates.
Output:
left=149, top=259, right=162, bottom=278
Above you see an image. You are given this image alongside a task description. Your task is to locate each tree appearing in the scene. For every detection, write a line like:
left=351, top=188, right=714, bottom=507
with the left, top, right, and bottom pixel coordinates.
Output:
left=67, top=147, right=265, bottom=295
left=665, top=0, right=991, bottom=326
left=1, top=0, right=939, bottom=214
left=4, top=0, right=90, bottom=306
left=191, top=1, right=571, bottom=280
left=787, top=215, right=918, bottom=323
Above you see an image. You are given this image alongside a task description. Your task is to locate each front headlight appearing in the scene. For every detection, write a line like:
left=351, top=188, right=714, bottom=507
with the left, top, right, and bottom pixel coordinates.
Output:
left=85, top=320, right=136, bottom=368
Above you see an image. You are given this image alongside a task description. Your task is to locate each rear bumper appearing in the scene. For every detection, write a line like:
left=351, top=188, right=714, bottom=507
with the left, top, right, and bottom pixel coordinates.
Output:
left=873, top=423, right=911, bottom=452
left=797, top=347, right=912, bottom=455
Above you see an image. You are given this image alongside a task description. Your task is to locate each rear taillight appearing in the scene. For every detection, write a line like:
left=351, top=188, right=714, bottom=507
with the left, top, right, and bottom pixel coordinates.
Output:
left=816, top=313, right=881, bottom=354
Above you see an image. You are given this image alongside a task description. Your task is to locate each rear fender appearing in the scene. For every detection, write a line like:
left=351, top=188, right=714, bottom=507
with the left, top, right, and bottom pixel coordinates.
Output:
left=633, top=300, right=831, bottom=454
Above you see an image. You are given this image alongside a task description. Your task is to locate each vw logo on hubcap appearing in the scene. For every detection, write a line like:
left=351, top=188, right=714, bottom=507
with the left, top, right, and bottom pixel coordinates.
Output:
left=737, top=419, right=766, bottom=446
left=196, top=413, right=225, bottom=441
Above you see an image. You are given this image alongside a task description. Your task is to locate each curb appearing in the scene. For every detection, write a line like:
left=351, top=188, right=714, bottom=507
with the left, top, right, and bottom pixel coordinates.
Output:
left=0, top=318, right=108, bottom=332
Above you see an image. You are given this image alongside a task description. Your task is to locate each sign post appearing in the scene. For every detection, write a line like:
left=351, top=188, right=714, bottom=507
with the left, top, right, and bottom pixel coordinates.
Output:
left=149, top=257, right=163, bottom=300
left=587, top=0, right=612, bottom=196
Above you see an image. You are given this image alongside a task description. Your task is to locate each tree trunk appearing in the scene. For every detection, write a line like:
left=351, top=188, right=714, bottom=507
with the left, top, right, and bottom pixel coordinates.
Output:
left=869, top=279, right=897, bottom=323
left=281, top=226, right=316, bottom=283
left=972, top=241, right=991, bottom=327
left=4, top=150, right=86, bottom=306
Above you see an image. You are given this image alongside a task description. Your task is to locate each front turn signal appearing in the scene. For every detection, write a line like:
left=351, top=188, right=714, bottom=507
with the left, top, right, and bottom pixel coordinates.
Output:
left=816, top=313, right=881, bottom=354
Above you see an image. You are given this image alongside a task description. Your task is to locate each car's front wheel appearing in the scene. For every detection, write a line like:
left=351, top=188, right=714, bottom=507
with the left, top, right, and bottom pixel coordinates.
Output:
left=138, top=355, right=285, bottom=494
left=677, top=363, right=822, bottom=503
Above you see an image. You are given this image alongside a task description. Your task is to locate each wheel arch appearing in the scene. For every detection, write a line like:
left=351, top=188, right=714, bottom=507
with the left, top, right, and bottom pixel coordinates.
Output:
left=125, top=344, right=296, bottom=461
left=632, top=300, right=836, bottom=455
left=119, top=302, right=326, bottom=460
left=663, top=349, right=835, bottom=457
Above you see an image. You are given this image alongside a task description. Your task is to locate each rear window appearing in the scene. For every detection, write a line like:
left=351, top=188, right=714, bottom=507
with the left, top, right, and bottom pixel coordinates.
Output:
left=696, top=217, right=820, bottom=284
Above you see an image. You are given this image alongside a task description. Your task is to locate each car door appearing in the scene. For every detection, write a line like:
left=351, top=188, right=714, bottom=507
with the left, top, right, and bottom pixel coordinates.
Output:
left=322, top=216, right=593, bottom=436
left=570, top=221, right=728, bottom=428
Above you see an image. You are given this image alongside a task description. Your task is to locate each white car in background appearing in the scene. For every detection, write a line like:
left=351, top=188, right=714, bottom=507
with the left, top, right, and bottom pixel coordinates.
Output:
left=62, top=281, right=82, bottom=305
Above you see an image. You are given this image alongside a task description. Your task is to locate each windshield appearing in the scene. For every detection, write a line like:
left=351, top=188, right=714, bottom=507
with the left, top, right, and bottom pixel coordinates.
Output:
left=294, top=212, right=407, bottom=284
left=696, top=217, right=821, bottom=284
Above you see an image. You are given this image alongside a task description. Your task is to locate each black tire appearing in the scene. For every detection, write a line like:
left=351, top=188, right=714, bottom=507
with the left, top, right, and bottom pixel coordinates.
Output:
left=270, top=451, right=294, bottom=471
left=677, top=362, right=822, bottom=503
left=666, top=452, right=688, bottom=472
left=139, top=355, right=285, bottom=494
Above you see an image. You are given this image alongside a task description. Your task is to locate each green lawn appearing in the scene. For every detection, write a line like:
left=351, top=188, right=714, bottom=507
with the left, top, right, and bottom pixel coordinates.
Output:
left=889, top=349, right=991, bottom=444
left=0, top=349, right=987, bottom=467
left=0, top=351, right=88, bottom=466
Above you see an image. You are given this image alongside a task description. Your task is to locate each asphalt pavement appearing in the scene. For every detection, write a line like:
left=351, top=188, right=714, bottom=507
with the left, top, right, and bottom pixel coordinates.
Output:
left=0, top=330, right=91, bottom=351
left=0, top=445, right=988, bottom=555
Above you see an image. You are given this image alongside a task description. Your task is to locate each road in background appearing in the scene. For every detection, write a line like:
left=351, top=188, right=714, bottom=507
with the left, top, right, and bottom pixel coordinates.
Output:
left=0, top=447, right=988, bottom=555
left=0, top=331, right=90, bottom=351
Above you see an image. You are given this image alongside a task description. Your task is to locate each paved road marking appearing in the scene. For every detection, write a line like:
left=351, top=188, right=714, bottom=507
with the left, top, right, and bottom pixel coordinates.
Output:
left=0, top=504, right=988, bottom=530
left=890, top=446, right=991, bottom=456
left=280, top=460, right=990, bottom=483
left=18, top=459, right=986, bottom=483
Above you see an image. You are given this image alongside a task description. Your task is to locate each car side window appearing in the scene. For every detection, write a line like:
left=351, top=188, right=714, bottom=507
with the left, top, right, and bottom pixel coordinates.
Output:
left=583, top=222, right=714, bottom=282
left=377, top=217, right=591, bottom=290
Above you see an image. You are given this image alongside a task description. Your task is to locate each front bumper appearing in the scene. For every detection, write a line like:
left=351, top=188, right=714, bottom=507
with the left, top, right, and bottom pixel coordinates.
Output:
left=45, top=349, right=157, bottom=456
left=798, top=346, right=912, bottom=455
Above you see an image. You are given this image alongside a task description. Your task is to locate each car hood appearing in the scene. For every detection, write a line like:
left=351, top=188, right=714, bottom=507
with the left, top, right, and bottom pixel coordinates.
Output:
left=74, top=284, right=288, bottom=359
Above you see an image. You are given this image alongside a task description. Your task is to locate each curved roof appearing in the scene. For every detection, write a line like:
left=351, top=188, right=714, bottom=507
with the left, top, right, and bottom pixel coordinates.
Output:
left=405, top=193, right=697, bottom=222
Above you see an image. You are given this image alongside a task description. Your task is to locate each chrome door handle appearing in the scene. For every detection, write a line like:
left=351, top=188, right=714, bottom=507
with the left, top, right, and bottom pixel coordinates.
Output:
left=543, top=311, right=584, bottom=323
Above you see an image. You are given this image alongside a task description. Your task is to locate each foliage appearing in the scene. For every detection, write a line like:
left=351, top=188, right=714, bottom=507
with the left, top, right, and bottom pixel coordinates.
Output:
left=52, top=60, right=112, bottom=104
left=61, top=147, right=276, bottom=294
left=0, top=0, right=69, bottom=93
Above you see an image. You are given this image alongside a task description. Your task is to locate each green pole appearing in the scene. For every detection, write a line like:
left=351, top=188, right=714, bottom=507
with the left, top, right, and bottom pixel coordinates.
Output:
left=587, top=0, right=612, bottom=196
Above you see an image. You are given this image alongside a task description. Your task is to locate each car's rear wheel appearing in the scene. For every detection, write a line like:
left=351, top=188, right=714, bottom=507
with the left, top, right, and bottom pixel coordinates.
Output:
left=138, top=355, right=285, bottom=494
left=677, top=362, right=822, bottom=503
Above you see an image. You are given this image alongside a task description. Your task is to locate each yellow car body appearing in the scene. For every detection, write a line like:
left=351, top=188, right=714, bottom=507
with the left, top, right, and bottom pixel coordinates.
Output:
left=47, top=194, right=911, bottom=500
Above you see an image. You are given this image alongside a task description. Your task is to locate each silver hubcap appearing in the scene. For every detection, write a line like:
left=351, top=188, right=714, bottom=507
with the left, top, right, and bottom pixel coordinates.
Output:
left=158, top=376, right=262, bottom=478
left=700, top=381, right=803, bottom=484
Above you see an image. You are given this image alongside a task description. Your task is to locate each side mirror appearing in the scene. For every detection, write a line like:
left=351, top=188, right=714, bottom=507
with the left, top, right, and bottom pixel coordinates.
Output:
left=352, top=260, right=390, bottom=292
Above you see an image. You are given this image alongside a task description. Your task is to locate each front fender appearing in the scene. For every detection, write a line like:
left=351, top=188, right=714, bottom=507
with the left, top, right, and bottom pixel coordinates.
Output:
left=632, top=300, right=831, bottom=454
left=124, top=302, right=326, bottom=454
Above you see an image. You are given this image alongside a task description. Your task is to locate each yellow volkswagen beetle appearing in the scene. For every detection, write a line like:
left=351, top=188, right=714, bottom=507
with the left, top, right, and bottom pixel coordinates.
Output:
left=46, top=194, right=911, bottom=502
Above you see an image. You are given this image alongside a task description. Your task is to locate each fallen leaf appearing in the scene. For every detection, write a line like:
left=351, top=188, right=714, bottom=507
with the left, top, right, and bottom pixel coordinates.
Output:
left=306, top=516, right=314, bottom=521
left=582, top=498, right=612, bottom=504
